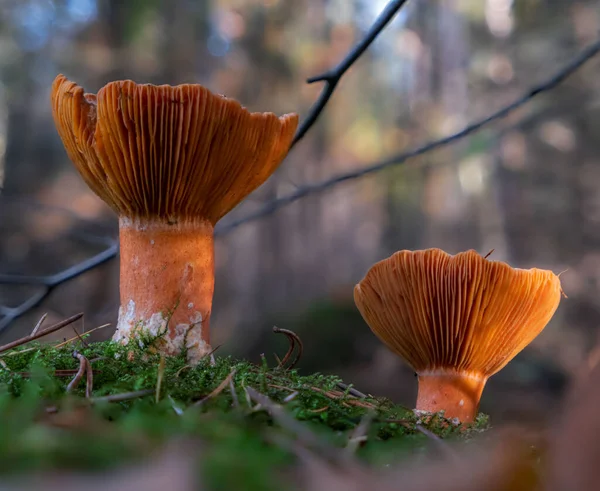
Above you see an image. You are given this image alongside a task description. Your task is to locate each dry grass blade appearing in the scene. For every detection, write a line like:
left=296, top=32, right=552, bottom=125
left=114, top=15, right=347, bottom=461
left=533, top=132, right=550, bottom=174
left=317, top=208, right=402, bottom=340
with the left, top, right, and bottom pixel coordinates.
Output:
left=193, top=368, right=237, bottom=407
left=53, top=323, right=110, bottom=349
left=31, top=313, right=48, bottom=336
left=0, top=313, right=83, bottom=354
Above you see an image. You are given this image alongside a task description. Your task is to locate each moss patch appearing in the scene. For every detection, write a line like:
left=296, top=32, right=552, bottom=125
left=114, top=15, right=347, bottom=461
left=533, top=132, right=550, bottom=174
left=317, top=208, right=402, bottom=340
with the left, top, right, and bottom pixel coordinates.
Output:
left=0, top=336, right=490, bottom=490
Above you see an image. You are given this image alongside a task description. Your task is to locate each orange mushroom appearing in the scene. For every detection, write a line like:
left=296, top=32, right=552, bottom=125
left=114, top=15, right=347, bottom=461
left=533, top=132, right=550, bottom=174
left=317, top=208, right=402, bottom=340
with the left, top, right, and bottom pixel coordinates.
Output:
left=51, top=74, right=298, bottom=363
left=354, top=248, right=562, bottom=422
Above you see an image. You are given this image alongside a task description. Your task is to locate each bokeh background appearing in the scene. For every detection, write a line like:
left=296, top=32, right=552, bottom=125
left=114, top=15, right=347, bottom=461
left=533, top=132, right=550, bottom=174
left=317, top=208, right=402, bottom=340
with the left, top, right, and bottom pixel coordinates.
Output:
left=1, top=0, right=599, bottom=424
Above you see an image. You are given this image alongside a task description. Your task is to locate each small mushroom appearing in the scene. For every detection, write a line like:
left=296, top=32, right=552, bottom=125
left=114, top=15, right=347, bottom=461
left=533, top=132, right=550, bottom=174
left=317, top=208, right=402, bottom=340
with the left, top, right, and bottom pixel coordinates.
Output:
left=51, top=74, right=298, bottom=363
left=353, top=248, right=562, bottom=422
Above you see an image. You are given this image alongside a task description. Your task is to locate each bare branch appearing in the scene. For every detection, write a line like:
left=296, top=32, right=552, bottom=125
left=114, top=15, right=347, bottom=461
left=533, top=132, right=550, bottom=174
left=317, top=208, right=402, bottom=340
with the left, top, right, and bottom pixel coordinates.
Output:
left=0, top=239, right=117, bottom=331
left=292, top=0, right=410, bottom=147
left=216, top=37, right=600, bottom=235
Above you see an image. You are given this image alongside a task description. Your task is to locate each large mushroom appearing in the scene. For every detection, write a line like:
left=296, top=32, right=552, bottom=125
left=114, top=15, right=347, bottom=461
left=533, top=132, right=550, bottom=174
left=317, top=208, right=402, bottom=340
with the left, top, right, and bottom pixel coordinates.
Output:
left=51, top=74, right=298, bottom=363
left=354, top=248, right=562, bottom=422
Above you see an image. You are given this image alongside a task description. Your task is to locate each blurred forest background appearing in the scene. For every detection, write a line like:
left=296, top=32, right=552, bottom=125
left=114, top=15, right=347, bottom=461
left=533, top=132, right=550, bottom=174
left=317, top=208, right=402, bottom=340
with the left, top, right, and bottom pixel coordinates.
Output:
left=0, top=0, right=599, bottom=425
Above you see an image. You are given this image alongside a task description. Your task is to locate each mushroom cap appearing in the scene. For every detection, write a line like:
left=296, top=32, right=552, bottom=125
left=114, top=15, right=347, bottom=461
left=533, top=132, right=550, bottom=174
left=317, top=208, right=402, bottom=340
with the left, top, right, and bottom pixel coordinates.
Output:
left=51, top=74, right=298, bottom=225
left=353, top=249, right=562, bottom=378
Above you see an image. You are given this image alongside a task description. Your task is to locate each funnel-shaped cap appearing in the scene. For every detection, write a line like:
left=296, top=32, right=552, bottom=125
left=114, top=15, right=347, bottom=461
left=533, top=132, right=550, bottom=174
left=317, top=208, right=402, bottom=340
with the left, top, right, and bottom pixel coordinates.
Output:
left=51, top=74, right=298, bottom=224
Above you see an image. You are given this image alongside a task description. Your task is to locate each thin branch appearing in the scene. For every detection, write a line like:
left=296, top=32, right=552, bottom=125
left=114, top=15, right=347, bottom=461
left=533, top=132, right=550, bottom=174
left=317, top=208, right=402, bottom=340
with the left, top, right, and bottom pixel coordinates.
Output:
left=0, top=313, right=83, bottom=354
left=216, top=37, right=600, bottom=235
left=292, top=0, right=410, bottom=147
left=0, top=239, right=117, bottom=331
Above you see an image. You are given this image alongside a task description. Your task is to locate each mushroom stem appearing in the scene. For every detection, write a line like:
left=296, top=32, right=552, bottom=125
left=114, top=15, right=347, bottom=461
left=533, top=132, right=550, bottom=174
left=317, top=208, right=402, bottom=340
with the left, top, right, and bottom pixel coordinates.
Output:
left=113, top=216, right=214, bottom=363
left=416, top=370, right=487, bottom=423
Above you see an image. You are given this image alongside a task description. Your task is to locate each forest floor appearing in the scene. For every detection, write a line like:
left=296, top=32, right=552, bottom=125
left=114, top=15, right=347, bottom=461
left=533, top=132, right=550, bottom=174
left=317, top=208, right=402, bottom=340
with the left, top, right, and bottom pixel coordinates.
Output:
left=0, top=322, right=491, bottom=490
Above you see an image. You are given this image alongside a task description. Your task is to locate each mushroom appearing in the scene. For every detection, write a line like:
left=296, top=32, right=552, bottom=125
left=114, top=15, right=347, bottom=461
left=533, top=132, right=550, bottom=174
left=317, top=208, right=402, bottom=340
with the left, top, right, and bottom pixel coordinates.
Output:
left=353, top=248, right=562, bottom=422
left=51, top=74, right=298, bottom=363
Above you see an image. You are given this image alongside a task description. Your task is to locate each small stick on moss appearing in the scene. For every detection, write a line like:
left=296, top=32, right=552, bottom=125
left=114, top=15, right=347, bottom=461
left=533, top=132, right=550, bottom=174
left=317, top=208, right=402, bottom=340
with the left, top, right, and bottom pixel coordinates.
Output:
left=283, top=391, right=299, bottom=403
left=269, top=384, right=296, bottom=393
left=31, top=313, right=48, bottom=336
left=0, top=313, right=83, bottom=354
left=308, top=406, right=329, bottom=414
left=156, top=355, right=166, bottom=403
left=91, top=389, right=154, bottom=404
left=67, top=351, right=87, bottom=393
left=16, top=369, right=102, bottom=378
left=337, top=382, right=368, bottom=399
left=346, top=411, right=375, bottom=455
left=272, top=326, right=303, bottom=369
left=193, top=368, right=237, bottom=407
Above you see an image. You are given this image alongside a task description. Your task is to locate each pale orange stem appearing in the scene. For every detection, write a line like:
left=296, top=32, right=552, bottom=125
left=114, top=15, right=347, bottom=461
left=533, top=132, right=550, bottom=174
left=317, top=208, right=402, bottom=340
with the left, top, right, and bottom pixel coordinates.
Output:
left=113, top=217, right=214, bottom=363
left=416, top=370, right=487, bottom=423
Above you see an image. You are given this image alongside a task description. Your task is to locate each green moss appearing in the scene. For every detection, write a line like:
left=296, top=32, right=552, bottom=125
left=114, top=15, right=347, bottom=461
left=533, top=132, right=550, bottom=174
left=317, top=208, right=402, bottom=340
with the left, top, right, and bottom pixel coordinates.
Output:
left=0, top=337, right=490, bottom=490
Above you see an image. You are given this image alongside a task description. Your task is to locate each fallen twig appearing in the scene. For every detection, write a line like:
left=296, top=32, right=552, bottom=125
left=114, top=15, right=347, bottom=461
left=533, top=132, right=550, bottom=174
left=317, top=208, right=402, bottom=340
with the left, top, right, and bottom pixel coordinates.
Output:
left=337, top=382, right=368, bottom=399
left=66, top=351, right=87, bottom=394
left=0, top=313, right=83, bottom=354
left=283, top=391, right=299, bottom=403
left=310, top=386, right=377, bottom=409
left=193, top=368, right=237, bottom=407
left=273, top=326, right=303, bottom=369
left=90, top=389, right=154, bottom=404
